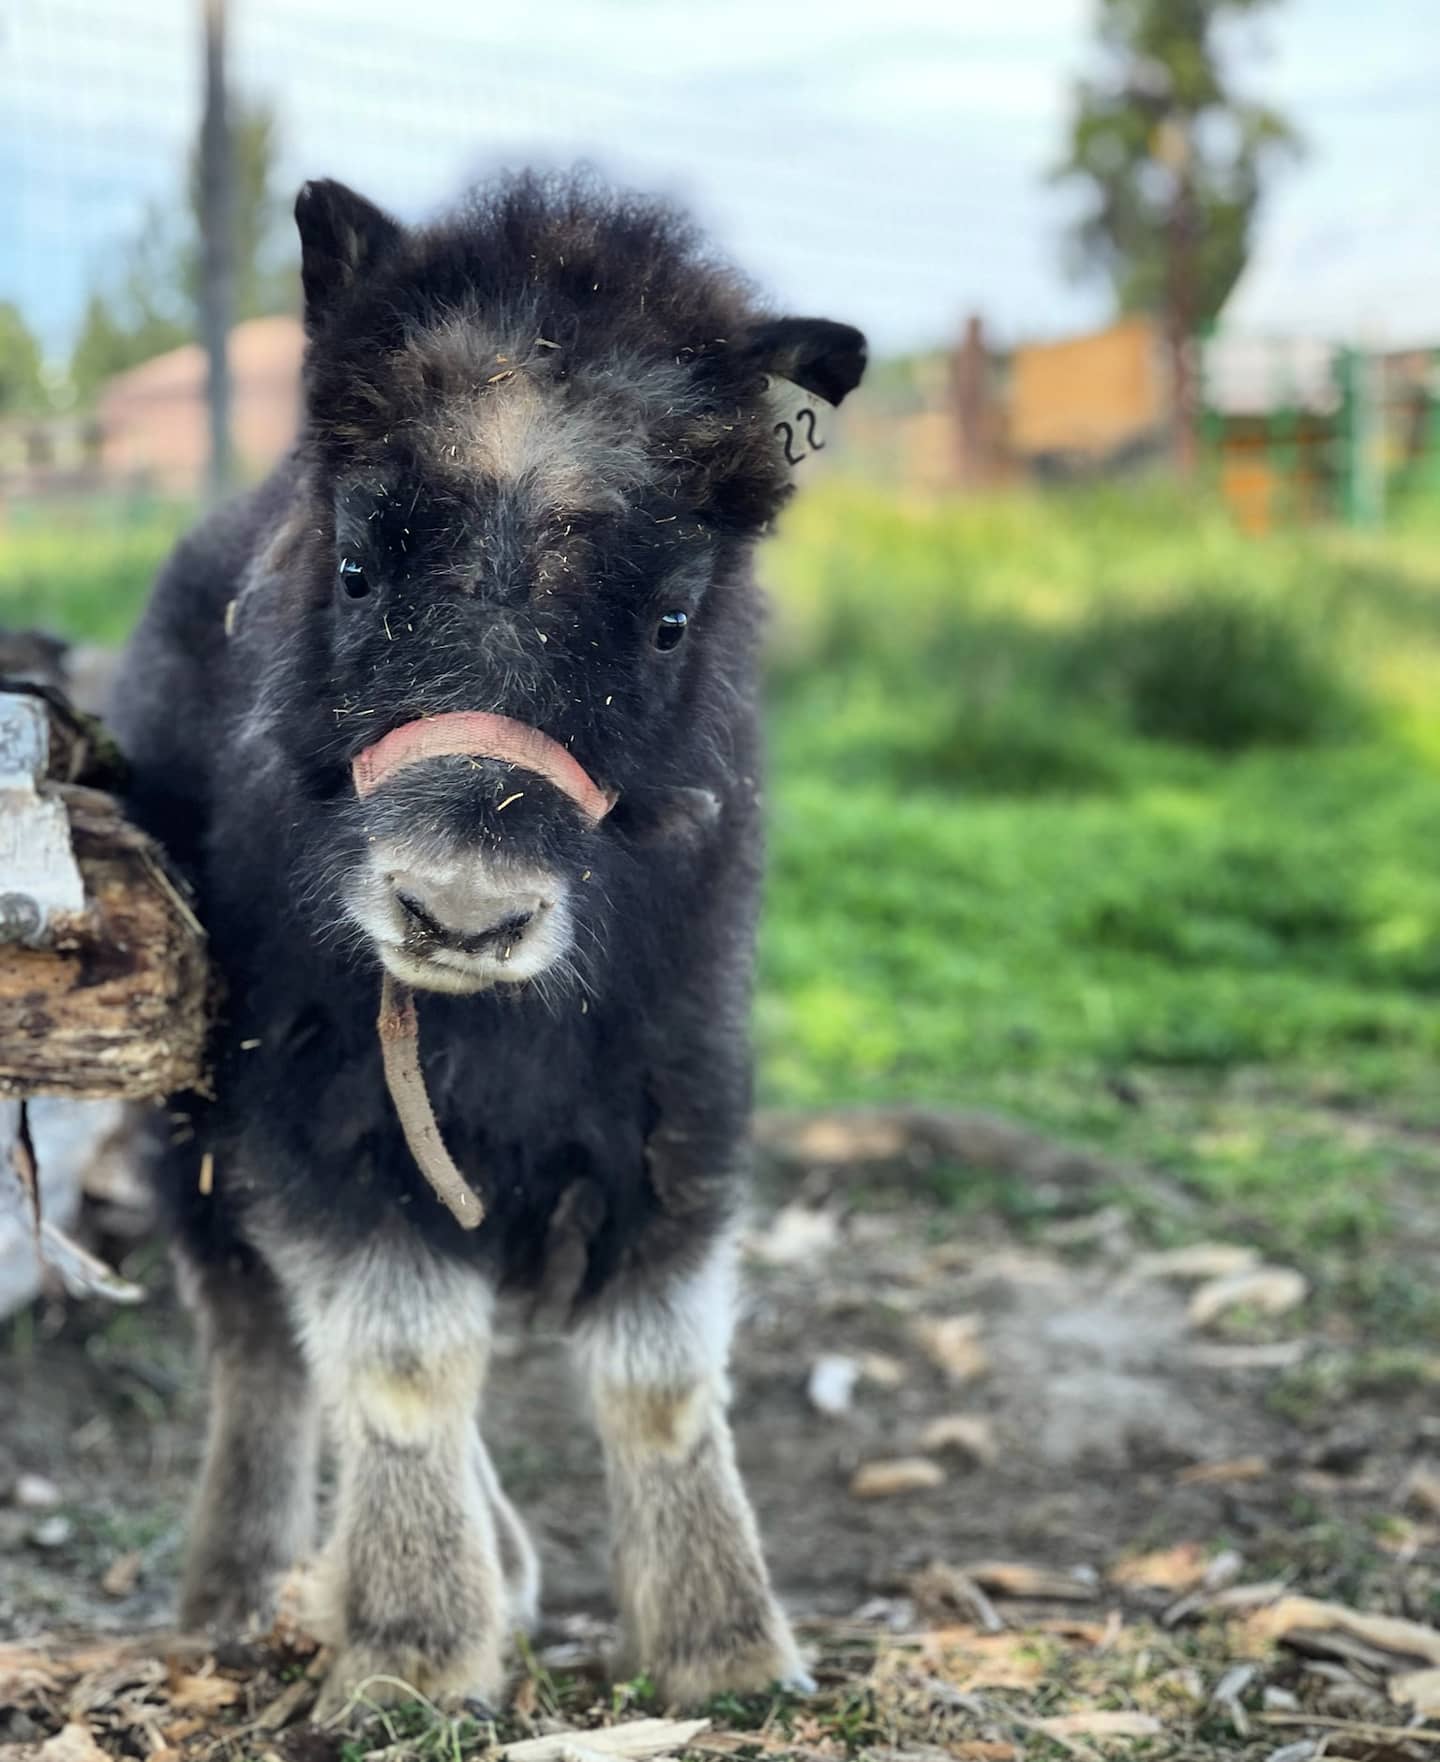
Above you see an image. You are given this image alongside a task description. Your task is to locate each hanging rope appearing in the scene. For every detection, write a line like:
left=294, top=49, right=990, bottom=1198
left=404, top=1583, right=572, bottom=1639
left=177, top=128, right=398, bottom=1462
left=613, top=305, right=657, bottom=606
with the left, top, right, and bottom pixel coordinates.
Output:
left=377, top=972, right=485, bottom=1230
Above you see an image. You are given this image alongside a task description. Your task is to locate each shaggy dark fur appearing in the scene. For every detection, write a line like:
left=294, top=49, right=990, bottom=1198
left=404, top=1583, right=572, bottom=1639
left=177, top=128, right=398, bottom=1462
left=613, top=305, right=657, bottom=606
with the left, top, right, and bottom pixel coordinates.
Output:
left=110, top=172, right=864, bottom=1699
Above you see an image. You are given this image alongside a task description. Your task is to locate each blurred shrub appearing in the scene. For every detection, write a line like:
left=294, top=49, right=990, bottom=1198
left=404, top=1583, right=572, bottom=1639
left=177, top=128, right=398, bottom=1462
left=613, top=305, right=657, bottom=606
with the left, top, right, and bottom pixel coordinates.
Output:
left=1064, top=589, right=1369, bottom=753
left=918, top=688, right=1125, bottom=794
left=765, top=485, right=1380, bottom=795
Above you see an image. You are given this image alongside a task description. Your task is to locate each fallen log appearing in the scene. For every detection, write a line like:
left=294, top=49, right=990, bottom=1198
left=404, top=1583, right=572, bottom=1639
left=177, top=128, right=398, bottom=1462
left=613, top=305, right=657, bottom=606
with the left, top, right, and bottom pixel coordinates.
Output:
left=0, top=682, right=210, bottom=1102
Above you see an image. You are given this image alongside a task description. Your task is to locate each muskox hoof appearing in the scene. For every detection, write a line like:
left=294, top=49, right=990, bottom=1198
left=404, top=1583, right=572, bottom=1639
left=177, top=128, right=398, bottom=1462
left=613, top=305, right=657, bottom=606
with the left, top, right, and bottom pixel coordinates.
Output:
left=645, top=1624, right=812, bottom=1708
left=179, top=1567, right=287, bottom=1642
left=312, top=1639, right=507, bottom=1726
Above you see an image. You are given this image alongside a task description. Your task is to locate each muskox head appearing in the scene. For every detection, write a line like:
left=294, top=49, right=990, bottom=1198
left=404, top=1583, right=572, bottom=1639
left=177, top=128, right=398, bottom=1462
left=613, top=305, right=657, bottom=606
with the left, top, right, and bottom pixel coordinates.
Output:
left=241, top=175, right=864, bottom=996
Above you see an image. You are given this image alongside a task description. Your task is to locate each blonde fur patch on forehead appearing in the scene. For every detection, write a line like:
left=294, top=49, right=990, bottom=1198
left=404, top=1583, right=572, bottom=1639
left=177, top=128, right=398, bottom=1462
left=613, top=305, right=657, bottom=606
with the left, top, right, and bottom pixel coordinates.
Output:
left=395, top=313, right=701, bottom=516
left=448, top=372, right=651, bottom=514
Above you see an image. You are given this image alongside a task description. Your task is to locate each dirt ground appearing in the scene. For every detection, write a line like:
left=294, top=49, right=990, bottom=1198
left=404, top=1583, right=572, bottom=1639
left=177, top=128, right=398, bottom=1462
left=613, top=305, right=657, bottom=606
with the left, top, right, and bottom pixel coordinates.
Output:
left=3, top=1111, right=1440, bottom=1759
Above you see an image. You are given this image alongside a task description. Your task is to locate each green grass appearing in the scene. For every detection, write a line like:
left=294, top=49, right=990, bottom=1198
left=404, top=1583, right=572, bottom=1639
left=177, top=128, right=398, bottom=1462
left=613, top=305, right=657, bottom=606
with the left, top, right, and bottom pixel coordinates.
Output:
left=760, top=482, right=1440, bottom=1087
left=0, top=496, right=189, bottom=645
left=5, top=479, right=1440, bottom=1321
left=756, top=479, right=1440, bottom=1312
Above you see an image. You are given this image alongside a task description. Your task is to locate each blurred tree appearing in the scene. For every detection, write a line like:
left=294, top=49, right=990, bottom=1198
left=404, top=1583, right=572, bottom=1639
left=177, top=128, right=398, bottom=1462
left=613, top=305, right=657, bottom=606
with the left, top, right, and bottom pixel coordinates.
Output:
left=1055, top=0, right=1300, bottom=471
left=0, top=302, right=49, bottom=414
left=68, top=98, right=296, bottom=398
left=183, top=101, right=296, bottom=324
left=70, top=290, right=195, bottom=400
left=69, top=207, right=195, bottom=398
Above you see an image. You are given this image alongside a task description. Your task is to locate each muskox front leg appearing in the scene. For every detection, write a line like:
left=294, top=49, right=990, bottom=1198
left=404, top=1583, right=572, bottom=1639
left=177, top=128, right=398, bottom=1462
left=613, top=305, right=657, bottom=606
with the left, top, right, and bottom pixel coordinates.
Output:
left=178, top=1248, right=319, bottom=1634
left=275, top=1237, right=510, bottom=1720
left=573, top=1240, right=807, bottom=1704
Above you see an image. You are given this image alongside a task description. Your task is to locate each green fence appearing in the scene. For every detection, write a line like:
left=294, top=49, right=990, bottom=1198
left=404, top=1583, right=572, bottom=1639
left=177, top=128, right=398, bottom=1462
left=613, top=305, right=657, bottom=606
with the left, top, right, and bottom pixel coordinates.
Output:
left=1200, top=332, right=1440, bottom=530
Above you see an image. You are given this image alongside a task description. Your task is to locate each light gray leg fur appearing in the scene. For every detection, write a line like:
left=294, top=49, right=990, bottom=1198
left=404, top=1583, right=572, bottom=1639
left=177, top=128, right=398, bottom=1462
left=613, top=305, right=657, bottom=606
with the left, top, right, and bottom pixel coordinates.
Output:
left=269, top=1233, right=513, bottom=1719
left=571, top=1238, right=807, bottom=1704
left=473, top=1428, right=542, bottom=1635
left=178, top=1251, right=319, bottom=1634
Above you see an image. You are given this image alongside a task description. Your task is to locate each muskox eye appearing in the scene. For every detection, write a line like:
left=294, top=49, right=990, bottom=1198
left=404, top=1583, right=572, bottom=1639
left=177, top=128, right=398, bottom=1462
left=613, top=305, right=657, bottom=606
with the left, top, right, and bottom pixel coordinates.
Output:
left=337, top=556, right=370, bottom=599
left=654, top=610, right=688, bottom=651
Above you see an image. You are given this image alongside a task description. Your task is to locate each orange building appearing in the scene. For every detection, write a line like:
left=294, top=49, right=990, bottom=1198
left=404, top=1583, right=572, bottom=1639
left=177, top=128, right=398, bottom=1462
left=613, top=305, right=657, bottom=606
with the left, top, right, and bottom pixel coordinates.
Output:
left=1008, top=316, right=1171, bottom=475
left=97, top=315, right=303, bottom=495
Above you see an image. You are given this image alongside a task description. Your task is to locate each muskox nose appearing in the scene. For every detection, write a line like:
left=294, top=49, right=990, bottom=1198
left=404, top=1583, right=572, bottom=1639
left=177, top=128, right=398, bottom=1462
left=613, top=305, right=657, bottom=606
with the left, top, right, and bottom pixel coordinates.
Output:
left=356, top=854, right=572, bottom=993
left=388, top=868, right=550, bottom=957
left=396, top=891, right=534, bottom=953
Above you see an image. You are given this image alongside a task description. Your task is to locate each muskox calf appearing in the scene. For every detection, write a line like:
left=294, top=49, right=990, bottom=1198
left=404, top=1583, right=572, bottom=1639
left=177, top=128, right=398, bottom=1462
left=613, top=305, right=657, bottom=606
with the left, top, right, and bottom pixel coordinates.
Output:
left=111, top=174, right=864, bottom=1714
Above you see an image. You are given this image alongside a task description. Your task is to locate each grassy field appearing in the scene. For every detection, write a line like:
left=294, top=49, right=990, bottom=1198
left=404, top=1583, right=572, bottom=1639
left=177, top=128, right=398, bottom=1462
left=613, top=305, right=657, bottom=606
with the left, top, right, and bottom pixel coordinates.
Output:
left=762, top=482, right=1440, bottom=1338
left=6, top=480, right=1440, bottom=1332
left=0, top=495, right=185, bottom=646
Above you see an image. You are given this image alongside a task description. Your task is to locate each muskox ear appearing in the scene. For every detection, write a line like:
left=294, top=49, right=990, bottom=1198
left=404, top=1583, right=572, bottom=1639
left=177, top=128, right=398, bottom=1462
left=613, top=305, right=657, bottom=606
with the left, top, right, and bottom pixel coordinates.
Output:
left=294, top=179, right=402, bottom=331
left=746, top=317, right=867, bottom=406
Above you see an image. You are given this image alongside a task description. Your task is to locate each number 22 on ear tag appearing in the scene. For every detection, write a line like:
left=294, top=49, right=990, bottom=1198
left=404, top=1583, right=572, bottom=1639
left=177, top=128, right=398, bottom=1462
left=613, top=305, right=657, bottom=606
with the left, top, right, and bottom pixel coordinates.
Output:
left=764, top=376, right=830, bottom=467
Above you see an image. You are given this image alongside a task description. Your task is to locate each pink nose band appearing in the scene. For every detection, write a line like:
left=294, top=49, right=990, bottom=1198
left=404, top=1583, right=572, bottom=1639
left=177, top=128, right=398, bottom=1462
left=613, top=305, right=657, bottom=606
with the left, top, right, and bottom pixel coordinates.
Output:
left=352, top=710, right=616, bottom=824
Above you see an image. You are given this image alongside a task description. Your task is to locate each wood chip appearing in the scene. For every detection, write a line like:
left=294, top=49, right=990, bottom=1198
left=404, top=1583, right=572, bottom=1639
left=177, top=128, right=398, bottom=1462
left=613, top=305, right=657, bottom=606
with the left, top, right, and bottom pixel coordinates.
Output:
left=1187, top=1339, right=1309, bottom=1370
left=966, top=1561, right=1099, bottom=1602
left=1109, top=1542, right=1209, bottom=1593
left=160, top=1719, right=206, bottom=1744
left=912, top=1314, right=989, bottom=1383
left=1200, top=1580, right=1291, bottom=1614
left=1130, top=1243, right=1261, bottom=1282
left=252, top=1669, right=321, bottom=1732
left=37, top=1725, right=110, bottom=1762
left=1159, top=1550, right=1245, bottom=1625
left=166, top=1670, right=243, bottom=1712
left=501, top=1718, right=710, bottom=1762
left=748, top=1204, right=839, bottom=1266
left=99, top=1550, right=142, bottom=1597
left=1177, top=1455, right=1269, bottom=1485
left=1394, top=1668, right=1440, bottom=1717
left=160, top=1719, right=206, bottom=1747
left=1242, top=1596, right=1440, bottom=1669
left=850, top=1457, right=946, bottom=1498
left=771, top=1114, right=910, bottom=1164
left=1260, top=1710, right=1440, bottom=1745
left=917, top=1415, right=998, bottom=1465
left=1188, top=1265, right=1307, bottom=1328
left=0, top=1644, right=64, bottom=1703
left=909, top=1561, right=1006, bottom=1633
left=1034, top=1710, right=1162, bottom=1742
left=930, top=1630, right=1049, bottom=1691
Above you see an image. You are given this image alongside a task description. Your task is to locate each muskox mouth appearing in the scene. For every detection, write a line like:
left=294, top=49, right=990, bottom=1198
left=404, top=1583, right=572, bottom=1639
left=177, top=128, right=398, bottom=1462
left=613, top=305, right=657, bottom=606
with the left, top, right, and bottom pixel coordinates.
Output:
left=344, top=842, right=577, bottom=997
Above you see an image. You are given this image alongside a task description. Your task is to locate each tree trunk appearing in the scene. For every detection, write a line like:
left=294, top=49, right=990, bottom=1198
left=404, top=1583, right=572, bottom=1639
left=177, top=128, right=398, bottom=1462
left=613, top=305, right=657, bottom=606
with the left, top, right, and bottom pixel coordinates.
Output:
left=199, top=0, right=234, bottom=499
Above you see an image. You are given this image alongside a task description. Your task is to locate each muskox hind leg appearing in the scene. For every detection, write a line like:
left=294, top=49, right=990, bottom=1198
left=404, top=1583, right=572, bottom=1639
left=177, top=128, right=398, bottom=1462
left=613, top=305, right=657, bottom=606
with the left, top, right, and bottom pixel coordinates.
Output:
left=177, top=1248, right=320, bottom=1635
left=572, top=1239, right=808, bottom=1704
left=269, top=1233, right=511, bottom=1719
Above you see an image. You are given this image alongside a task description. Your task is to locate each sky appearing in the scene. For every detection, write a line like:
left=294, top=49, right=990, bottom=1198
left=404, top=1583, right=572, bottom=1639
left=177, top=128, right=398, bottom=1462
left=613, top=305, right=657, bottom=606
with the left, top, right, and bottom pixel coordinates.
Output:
left=2, top=0, right=1438, bottom=367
